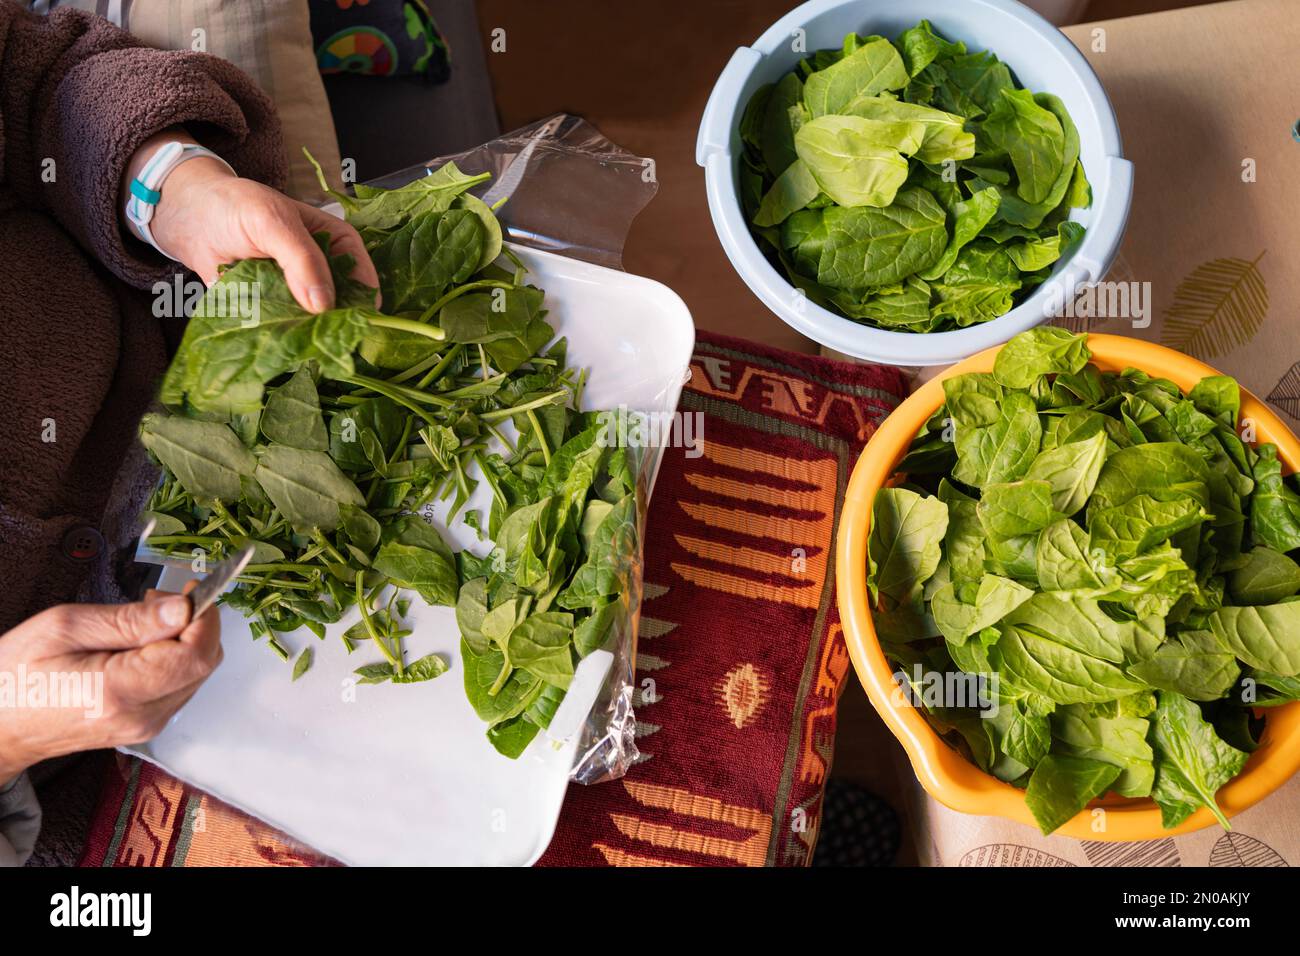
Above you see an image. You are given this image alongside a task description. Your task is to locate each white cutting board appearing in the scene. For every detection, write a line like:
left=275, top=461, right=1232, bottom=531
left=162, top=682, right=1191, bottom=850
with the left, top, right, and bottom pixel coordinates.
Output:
left=128, top=244, right=695, bottom=866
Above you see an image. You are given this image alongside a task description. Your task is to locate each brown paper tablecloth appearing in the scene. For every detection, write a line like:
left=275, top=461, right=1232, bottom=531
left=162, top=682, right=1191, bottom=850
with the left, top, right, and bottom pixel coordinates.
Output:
left=911, top=0, right=1300, bottom=866
left=909, top=772, right=1298, bottom=867
left=1061, top=0, right=1299, bottom=430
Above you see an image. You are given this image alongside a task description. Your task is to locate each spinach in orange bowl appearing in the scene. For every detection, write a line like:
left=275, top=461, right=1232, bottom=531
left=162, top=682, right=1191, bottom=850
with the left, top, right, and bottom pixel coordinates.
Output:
left=738, top=21, right=1091, bottom=332
left=837, top=329, right=1300, bottom=839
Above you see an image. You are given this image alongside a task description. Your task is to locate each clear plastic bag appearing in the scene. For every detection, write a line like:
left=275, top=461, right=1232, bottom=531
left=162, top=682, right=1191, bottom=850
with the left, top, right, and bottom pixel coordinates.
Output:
left=361, top=115, right=661, bottom=785
left=361, top=114, right=658, bottom=271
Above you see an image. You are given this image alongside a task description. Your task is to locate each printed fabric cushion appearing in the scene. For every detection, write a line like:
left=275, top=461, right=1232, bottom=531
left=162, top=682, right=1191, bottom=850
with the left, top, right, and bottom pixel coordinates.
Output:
left=310, top=0, right=451, bottom=80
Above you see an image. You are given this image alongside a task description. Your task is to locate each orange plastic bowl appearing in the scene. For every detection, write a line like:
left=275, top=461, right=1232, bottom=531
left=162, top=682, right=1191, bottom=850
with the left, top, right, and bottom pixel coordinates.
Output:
left=837, top=334, right=1300, bottom=840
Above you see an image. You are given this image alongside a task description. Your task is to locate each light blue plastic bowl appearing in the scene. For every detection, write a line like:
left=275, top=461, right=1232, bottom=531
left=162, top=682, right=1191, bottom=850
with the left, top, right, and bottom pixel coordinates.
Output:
left=696, top=0, right=1132, bottom=366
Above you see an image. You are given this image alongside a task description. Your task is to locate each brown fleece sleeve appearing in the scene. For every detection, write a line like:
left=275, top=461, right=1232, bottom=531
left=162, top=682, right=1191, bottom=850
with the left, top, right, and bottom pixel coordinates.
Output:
left=0, top=2, right=287, bottom=289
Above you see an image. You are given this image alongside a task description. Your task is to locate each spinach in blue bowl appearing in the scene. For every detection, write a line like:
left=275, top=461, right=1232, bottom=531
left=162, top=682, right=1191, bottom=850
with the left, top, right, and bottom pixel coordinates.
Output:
left=738, top=20, right=1091, bottom=333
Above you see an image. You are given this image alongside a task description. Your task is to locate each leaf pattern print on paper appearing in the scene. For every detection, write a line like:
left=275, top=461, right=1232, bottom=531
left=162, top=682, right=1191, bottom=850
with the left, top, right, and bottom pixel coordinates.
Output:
left=1208, top=831, right=1289, bottom=867
left=1266, top=362, right=1300, bottom=421
left=1162, top=252, right=1268, bottom=358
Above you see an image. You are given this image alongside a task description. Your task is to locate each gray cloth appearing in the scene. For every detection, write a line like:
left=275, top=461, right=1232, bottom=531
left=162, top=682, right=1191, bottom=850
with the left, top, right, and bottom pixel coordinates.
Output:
left=26, top=752, right=106, bottom=866
left=0, top=773, right=41, bottom=867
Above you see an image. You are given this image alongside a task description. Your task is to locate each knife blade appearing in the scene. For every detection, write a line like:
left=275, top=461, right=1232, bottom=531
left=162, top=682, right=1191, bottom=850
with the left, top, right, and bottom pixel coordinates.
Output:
left=186, top=545, right=255, bottom=619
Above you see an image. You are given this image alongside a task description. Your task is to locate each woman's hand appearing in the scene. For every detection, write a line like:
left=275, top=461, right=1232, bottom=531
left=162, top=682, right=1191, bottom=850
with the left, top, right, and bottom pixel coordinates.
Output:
left=125, top=130, right=379, bottom=312
left=0, top=587, right=221, bottom=784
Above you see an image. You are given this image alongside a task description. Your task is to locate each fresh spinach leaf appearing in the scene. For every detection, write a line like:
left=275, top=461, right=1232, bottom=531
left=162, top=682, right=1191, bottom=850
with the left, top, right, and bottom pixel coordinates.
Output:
left=139, top=413, right=255, bottom=503
left=260, top=366, right=329, bottom=451
left=372, top=515, right=459, bottom=607
left=1128, top=631, right=1240, bottom=702
left=919, top=186, right=999, bottom=280
left=816, top=187, right=948, bottom=291
left=980, top=88, right=1066, bottom=205
left=992, top=326, right=1089, bottom=389
left=867, top=487, right=949, bottom=605
left=871, top=328, right=1291, bottom=833
left=1051, top=705, right=1153, bottom=797
left=803, top=37, right=909, bottom=117
left=1149, top=690, right=1248, bottom=828
left=486, top=715, right=541, bottom=758
left=372, top=208, right=484, bottom=313
left=794, top=115, right=918, bottom=208
left=753, top=158, right=821, bottom=227
left=292, top=647, right=313, bottom=682
left=931, top=574, right=1032, bottom=643
left=1228, top=547, right=1300, bottom=605
left=1023, top=430, right=1107, bottom=517
left=950, top=389, right=1041, bottom=488
left=1251, top=444, right=1300, bottom=552
left=1204, top=602, right=1300, bottom=675
left=1024, top=754, right=1121, bottom=835
left=253, top=444, right=365, bottom=532
left=842, top=96, right=974, bottom=164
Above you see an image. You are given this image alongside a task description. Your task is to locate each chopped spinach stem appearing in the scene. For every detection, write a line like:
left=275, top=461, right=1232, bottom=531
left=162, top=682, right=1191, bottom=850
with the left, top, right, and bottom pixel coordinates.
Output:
left=366, top=315, right=447, bottom=342
left=340, top=376, right=438, bottom=424
left=415, top=343, right=465, bottom=390
left=356, top=570, right=402, bottom=674
left=310, top=529, right=347, bottom=566
left=196, top=516, right=224, bottom=536
left=480, top=389, right=569, bottom=423
left=252, top=591, right=285, bottom=615
left=344, top=374, right=454, bottom=408
left=483, top=420, right=514, bottom=454
left=395, top=415, right=415, bottom=452
left=388, top=351, right=447, bottom=387
left=416, top=280, right=514, bottom=324
left=243, top=562, right=321, bottom=575
left=474, top=452, right=508, bottom=509
left=572, top=367, right=589, bottom=411
left=246, top=573, right=275, bottom=602
left=502, top=246, right=526, bottom=272
left=144, top=534, right=227, bottom=547
left=527, top=408, right=552, bottom=466
left=236, top=575, right=314, bottom=591
left=209, top=500, right=247, bottom=537
left=298, top=543, right=326, bottom=563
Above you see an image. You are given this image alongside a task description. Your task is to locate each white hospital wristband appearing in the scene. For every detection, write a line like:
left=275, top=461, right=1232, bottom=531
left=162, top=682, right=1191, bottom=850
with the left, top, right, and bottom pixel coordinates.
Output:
left=124, top=141, right=234, bottom=260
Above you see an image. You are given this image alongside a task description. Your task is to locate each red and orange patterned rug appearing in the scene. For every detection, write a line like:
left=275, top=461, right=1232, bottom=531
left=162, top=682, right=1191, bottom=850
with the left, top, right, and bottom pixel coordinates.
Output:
left=79, top=331, right=909, bottom=867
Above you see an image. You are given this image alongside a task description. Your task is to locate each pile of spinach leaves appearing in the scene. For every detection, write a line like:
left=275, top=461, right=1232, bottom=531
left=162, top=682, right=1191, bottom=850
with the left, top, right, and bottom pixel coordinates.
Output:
left=140, top=158, right=639, bottom=758
left=868, top=327, right=1300, bottom=834
left=739, top=21, right=1091, bottom=332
